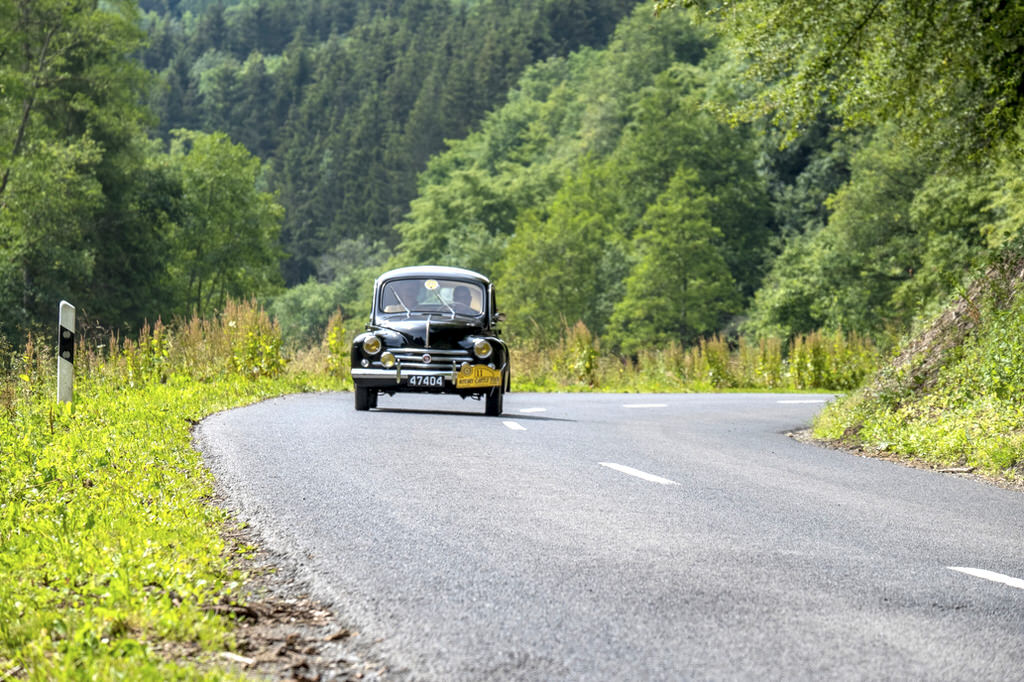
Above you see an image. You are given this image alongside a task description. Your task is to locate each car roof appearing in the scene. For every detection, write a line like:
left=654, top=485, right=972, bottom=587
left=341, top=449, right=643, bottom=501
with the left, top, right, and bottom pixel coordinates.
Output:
left=375, top=265, right=491, bottom=286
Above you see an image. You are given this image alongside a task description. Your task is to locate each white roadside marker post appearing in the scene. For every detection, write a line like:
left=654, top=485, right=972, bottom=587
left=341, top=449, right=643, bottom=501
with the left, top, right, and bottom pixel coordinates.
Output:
left=57, top=301, right=75, bottom=403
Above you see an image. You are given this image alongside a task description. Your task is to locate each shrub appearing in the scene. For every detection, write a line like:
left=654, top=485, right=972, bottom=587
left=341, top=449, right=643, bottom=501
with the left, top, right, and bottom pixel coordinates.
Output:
left=325, top=309, right=350, bottom=380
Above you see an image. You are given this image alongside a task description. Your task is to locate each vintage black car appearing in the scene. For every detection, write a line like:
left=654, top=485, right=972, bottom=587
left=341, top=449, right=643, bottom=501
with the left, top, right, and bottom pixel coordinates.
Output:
left=350, top=266, right=510, bottom=415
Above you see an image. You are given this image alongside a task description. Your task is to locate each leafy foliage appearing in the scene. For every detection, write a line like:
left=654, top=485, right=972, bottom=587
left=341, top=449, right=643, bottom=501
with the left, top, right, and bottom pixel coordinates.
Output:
left=496, top=160, right=627, bottom=341
left=0, top=0, right=291, bottom=345
left=606, top=169, right=741, bottom=353
left=745, top=125, right=994, bottom=338
left=0, top=0, right=150, bottom=341
left=658, top=0, right=1024, bottom=162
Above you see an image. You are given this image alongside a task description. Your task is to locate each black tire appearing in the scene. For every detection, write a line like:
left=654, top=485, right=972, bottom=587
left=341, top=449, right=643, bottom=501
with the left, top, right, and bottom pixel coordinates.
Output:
left=369, top=390, right=378, bottom=409
left=484, top=386, right=504, bottom=416
left=354, top=386, right=372, bottom=411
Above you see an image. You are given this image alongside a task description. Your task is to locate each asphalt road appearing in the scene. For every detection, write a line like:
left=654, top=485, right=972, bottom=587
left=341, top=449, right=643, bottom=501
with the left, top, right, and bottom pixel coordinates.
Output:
left=196, top=392, right=1024, bottom=680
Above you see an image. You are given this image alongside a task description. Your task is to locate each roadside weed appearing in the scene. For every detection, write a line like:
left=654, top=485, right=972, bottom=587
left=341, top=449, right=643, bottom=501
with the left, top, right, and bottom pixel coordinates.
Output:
left=511, top=326, right=879, bottom=392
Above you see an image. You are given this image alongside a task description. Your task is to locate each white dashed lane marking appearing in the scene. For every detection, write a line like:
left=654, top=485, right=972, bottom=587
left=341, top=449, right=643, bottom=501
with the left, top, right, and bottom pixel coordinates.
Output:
left=599, top=462, right=679, bottom=486
left=948, top=567, right=1024, bottom=591
left=518, top=407, right=546, bottom=414
left=503, top=421, right=527, bottom=431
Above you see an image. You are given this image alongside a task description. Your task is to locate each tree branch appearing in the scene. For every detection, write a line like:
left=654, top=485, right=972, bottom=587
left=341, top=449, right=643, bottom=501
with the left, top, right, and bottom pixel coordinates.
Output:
left=0, top=25, right=58, bottom=203
left=818, top=0, right=887, bottom=76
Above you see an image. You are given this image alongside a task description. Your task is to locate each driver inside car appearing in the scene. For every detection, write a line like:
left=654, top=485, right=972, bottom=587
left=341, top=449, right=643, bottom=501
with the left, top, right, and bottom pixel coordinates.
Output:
left=452, top=285, right=474, bottom=313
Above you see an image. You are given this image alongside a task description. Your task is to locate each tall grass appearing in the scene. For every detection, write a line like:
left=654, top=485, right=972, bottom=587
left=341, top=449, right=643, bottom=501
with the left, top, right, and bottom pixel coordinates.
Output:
left=511, top=324, right=878, bottom=393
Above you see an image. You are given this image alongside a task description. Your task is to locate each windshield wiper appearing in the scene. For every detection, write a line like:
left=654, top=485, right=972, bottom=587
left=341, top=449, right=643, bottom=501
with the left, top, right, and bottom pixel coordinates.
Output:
left=425, top=290, right=457, bottom=318
left=392, top=291, right=411, bottom=318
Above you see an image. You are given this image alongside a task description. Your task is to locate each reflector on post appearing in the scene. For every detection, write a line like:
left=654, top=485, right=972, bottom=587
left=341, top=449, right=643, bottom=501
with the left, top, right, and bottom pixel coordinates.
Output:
left=58, top=301, right=75, bottom=403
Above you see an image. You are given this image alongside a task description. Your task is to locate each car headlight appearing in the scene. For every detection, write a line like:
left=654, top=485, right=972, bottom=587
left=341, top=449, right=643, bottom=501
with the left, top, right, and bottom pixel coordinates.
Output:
left=362, top=335, right=382, bottom=355
left=380, top=351, right=396, bottom=368
left=473, top=339, right=493, bottom=359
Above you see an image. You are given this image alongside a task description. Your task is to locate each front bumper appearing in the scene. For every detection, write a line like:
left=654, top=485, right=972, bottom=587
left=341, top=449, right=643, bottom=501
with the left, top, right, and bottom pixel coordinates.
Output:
left=351, top=363, right=506, bottom=393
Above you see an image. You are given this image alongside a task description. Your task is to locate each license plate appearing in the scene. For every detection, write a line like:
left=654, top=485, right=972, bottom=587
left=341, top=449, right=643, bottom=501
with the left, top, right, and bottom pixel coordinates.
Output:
left=455, top=364, right=502, bottom=389
left=407, top=375, right=444, bottom=388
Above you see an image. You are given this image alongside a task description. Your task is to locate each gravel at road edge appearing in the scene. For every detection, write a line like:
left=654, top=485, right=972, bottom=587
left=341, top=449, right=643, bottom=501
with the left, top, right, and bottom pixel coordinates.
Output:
left=194, top=510, right=393, bottom=682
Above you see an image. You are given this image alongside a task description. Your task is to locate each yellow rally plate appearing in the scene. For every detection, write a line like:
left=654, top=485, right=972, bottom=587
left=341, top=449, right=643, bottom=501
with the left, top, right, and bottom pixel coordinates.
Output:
left=456, top=364, right=502, bottom=389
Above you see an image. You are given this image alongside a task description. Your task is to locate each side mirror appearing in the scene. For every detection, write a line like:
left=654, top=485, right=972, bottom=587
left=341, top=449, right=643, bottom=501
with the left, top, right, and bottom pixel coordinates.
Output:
left=494, top=312, right=506, bottom=323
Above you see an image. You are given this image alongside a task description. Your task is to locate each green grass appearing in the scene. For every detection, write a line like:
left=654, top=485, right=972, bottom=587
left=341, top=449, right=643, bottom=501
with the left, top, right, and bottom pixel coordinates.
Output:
left=0, top=303, right=343, bottom=679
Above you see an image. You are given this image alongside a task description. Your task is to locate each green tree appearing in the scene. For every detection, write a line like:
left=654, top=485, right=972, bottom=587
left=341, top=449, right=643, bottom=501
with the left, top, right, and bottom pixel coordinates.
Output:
left=983, top=139, right=1024, bottom=251
left=611, top=63, right=772, bottom=297
left=0, top=140, right=102, bottom=340
left=85, top=141, right=186, bottom=332
left=744, top=125, right=992, bottom=338
left=606, top=169, right=741, bottom=353
left=0, top=0, right=148, bottom=203
left=496, top=160, right=628, bottom=340
left=744, top=128, right=922, bottom=336
left=165, top=130, right=283, bottom=317
left=0, top=0, right=151, bottom=340
left=234, top=53, right=276, bottom=158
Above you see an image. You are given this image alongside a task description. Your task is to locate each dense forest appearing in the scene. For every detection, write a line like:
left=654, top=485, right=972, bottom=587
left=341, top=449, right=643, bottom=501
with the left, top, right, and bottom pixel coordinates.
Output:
left=140, top=0, right=638, bottom=284
left=1, top=0, right=636, bottom=343
left=3, top=0, right=1024, bottom=354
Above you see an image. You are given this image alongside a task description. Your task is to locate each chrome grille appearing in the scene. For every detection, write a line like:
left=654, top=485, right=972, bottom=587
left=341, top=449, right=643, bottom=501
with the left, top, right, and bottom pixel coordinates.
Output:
left=373, top=347, right=472, bottom=370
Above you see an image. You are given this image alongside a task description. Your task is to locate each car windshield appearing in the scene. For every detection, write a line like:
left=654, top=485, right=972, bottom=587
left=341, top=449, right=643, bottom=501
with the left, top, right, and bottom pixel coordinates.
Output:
left=379, top=278, right=486, bottom=318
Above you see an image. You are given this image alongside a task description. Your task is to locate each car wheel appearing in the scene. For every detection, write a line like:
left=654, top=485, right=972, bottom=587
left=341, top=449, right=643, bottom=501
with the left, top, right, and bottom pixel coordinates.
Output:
left=369, top=389, right=378, bottom=409
left=484, top=385, right=504, bottom=416
left=354, top=386, right=372, bottom=411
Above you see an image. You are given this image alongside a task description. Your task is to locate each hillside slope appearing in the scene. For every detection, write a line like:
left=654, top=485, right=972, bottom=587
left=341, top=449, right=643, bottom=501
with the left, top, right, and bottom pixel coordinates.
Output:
left=814, top=253, right=1024, bottom=484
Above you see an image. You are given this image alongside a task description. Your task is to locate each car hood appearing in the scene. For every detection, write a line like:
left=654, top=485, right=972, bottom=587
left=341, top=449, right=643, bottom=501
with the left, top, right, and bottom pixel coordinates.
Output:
left=375, top=317, right=488, bottom=348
